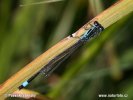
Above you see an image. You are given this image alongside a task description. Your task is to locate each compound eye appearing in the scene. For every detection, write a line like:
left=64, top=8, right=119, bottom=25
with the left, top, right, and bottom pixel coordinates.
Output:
left=94, top=21, right=98, bottom=26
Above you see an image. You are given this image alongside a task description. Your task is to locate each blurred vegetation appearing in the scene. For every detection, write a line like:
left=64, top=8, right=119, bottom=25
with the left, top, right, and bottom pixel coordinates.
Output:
left=0, top=0, right=133, bottom=100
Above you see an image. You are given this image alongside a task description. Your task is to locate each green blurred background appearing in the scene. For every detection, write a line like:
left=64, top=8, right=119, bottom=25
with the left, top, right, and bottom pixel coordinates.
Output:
left=0, top=0, right=133, bottom=100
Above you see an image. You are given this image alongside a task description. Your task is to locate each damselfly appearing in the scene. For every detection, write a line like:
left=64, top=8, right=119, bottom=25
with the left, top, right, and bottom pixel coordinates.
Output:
left=18, top=21, right=104, bottom=90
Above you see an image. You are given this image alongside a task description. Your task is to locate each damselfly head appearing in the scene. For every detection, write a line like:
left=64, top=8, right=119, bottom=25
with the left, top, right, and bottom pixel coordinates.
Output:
left=94, top=21, right=104, bottom=32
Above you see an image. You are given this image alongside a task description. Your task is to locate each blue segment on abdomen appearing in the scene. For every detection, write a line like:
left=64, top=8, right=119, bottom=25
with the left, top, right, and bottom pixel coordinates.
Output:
left=22, top=81, right=29, bottom=87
